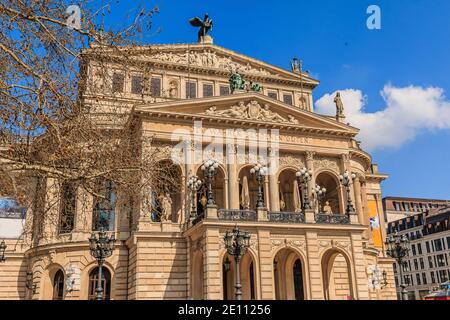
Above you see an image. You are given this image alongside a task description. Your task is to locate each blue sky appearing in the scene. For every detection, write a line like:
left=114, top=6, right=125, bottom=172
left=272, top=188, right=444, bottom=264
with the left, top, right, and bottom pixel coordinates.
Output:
left=102, top=0, right=450, bottom=199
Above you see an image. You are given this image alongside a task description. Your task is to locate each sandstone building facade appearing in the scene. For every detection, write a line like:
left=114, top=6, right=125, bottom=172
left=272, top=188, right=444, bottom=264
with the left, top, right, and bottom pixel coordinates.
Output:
left=0, top=37, right=397, bottom=300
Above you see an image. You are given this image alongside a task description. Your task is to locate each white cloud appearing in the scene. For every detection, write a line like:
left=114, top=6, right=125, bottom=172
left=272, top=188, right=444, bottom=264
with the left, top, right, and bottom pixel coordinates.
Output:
left=315, top=85, right=450, bottom=151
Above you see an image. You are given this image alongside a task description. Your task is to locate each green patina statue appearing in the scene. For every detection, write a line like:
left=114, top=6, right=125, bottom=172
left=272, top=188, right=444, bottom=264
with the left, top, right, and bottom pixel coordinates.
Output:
left=229, top=72, right=262, bottom=93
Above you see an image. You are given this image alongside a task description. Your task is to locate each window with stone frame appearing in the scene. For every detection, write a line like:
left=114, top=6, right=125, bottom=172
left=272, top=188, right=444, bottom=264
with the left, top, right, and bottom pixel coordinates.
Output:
left=268, top=91, right=278, bottom=100
left=59, top=181, right=77, bottom=234
left=53, top=269, right=65, bottom=300
left=92, top=180, right=116, bottom=231
left=203, top=83, right=214, bottom=97
left=88, top=267, right=111, bottom=300
left=219, top=85, right=230, bottom=96
left=283, top=94, right=293, bottom=105
left=112, top=72, right=125, bottom=93
left=150, top=77, right=162, bottom=97
left=186, top=81, right=197, bottom=98
left=131, top=75, right=143, bottom=94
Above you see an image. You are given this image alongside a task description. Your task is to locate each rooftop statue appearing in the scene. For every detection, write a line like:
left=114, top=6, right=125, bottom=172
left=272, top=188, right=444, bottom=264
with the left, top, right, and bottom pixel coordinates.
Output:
left=189, top=13, right=213, bottom=43
left=334, top=92, right=345, bottom=118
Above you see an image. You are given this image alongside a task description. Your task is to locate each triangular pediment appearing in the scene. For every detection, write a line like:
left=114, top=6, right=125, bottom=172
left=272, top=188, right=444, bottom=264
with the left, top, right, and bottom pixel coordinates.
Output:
left=134, top=93, right=358, bottom=136
left=108, top=43, right=318, bottom=86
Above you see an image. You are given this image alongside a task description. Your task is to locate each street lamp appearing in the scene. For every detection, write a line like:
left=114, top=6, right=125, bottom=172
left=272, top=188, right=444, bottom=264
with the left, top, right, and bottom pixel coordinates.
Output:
left=187, top=175, right=203, bottom=219
left=296, top=167, right=312, bottom=210
left=339, top=170, right=356, bottom=216
left=314, top=185, right=327, bottom=213
left=385, top=229, right=410, bottom=300
left=250, top=164, right=268, bottom=209
left=0, top=240, right=6, bottom=262
left=201, top=159, right=220, bottom=207
left=223, top=226, right=251, bottom=300
left=89, top=227, right=116, bottom=300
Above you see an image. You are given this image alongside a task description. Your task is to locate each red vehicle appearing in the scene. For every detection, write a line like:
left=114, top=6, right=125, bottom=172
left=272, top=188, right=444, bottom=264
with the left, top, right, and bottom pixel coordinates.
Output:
left=424, top=281, right=450, bottom=300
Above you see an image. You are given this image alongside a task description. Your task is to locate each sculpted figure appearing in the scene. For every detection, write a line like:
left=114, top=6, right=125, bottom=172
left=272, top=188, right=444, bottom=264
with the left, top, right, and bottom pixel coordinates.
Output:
left=260, top=104, right=287, bottom=122
left=189, top=13, right=213, bottom=42
left=334, top=92, right=344, bottom=117
left=323, top=201, right=333, bottom=215
left=169, top=80, right=178, bottom=98
left=205, top=106, right=217, bottom=115
left=288, top=115, right=299, bottom=124
left=160, top=193, right=172, bottom=222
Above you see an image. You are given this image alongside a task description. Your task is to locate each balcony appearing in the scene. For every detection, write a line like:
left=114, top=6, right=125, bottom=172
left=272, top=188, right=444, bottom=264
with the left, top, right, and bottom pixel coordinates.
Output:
left=315, top=213, right=350, bottom=224
left=217, top=209, right=257, bottom=221
left=268, top=212, right=305, bottom=223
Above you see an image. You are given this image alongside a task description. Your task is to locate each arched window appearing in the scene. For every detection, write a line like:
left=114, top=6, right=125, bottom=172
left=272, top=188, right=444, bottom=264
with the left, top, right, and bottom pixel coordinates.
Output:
left=53, top=270, right=65, bottom=300
left=92, top=180, right=116, bottom=231
left=88, top=267, right=111, bottom=300
left=293, top=259, right=304, bottom=300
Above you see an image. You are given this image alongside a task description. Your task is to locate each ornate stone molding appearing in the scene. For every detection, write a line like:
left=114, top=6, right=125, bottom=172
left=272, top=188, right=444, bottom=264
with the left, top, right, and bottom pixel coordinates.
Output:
left=202, top=101, right=299, bottom=125
left=313, top=157, right=340, bottom=173
left=278, top=153, right=305, bottom=169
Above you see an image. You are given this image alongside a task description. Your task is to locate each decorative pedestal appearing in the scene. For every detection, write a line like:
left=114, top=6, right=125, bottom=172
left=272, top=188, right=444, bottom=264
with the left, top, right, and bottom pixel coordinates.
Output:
left=257, top=208, right=268, bottom=222
left=304, top=209, right=316, bottom=223
left=336, top=115, right=346, bottom=123
left=349, top=213, right=359, bottom=224
left=205, top=205, right=218, bottom=220
left=199, top=35, right=213, bottom=44
left=161, top=221, right=173, bottom=232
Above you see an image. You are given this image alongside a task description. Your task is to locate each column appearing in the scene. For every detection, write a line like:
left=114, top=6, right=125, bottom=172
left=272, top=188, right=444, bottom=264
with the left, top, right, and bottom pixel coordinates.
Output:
left=257, top=230, right=275, bottom=299
left=305, top=231, right=324, bottom=299
left=305, top=151, right=315, bottom=199
left=227, top=145, right=240, bottom=209
left=203, top=228, right=222, bottom=299
left=353, top=177, right=364, bottom=225
left=268, top=150, right=280, bottom=212
left=264, top=176, right=270, bottom=210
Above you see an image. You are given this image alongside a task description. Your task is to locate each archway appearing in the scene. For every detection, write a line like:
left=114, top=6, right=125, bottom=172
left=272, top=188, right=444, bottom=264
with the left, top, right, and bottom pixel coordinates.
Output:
left=278, top=169, right=302, bottom=212
left=222, top=252, right=257, bottom=300
left=321, top=249, right=354, bottom=300
left=196, top=165, right=226, bottom=212
left=151, top=159, right=183, bottom=222
left=191, top=250, right=204, bottom=300
left=238, top=166, right=260, bottom=210
left=273, top=248, right=306, bottom=300
left=315, top=171, right=343, bottom=214
left=52, top=269, right=65, bottom=300
left=88, top=267, right=112, bottom=300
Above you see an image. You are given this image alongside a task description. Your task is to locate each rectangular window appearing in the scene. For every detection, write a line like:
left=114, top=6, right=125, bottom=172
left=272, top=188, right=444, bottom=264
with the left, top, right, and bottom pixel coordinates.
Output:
left=394, top=202, right=401, bottom=211
left=150, top=77, right=162, bottom=97
left=404, top=202, right=410, bottom=211
left=92, top=180, right=116, bottom=231
left=59, top=182, right=77, bottom=234
left=411, top=244, right=416, bottom=256
left=431, top=272, right=436, bottom=284
left=417, top=243, right=423, bottom=255
left=268, top=91, right=278, bottom=100
left=419, top=258, right=425, bottom=269
left=219, top=85, right=230, bottom=96
left=283, top=94, right=293, bottom=105
left=434, top=239, right=443, bottom=251
left=426, top=241, right=431, bottom=253
left=437, top=254, right=446, bottom=267
left=416, top=274, right=421, bottom=285
left=186, top=82, right=197, bottom=99
left=203, top=83, right=214, bottom=97
left=131, top=75, right=143, bottom=94
left=422, top=273, right=427, bottom=285
left=428, top=256, right=433, bottom=268
left=413, top=259, right=418, bottom=270
left=447, top=237, right=450, bottom=249
left=112, top=73, right=125, bottom=93
left=440, top=270, right=448, bottom=282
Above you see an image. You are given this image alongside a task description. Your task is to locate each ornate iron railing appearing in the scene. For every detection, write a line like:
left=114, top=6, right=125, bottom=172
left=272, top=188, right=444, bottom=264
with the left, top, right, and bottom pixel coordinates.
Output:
left=315, top=213, right=350, bottom=224
left=192, top=212, right=205, bottom=225
left=218, top=209, right=257, bottom=221
left=268, top=212, right=305, bottom=223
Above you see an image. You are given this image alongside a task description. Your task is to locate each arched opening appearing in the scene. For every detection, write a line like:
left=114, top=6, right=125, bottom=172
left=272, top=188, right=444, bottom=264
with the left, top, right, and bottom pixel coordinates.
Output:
left=52, top=269, right=65, bottom=300
left=315, top=172, right=343, bottom=214
left=191, top=251, right=204, bottom=300
left=92, top=179, right=116, bottom=231
left=321, top=249, right=354, bottom=300
left=238, top=166, right=260, bottom=210
left=88, top=267, right=112, bottom=300
left=151, top=160, right=183, bottom=222
left=273, top=248, right=306, bottom=300
left=278, top=169, right=302, bottom=212
left=222, top=252, right=256, bottom=300
left=196, top=165, right=226, bottom=212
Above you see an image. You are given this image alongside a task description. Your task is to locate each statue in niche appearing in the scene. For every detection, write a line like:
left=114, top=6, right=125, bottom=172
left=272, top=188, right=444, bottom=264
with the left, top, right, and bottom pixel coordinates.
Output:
left=299, top=94, right=308, bottom=110
left=159, top=193, right=173, bottom=222
left=323, top=201, right=333, bottom=215
left=169, top=80, right=178, bottom=98
left=334, top=92, right=344, bottom=117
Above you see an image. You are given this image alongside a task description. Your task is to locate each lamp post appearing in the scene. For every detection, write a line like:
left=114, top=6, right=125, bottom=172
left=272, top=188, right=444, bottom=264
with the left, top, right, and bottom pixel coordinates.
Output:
left=296, top=167, right=312, bottom=211
left=339, top=170, right=356, bottom=216
left=187, top=175, right=203, bottom=219
left=201, top=159, right=220, bottom=207
left=250, top=164, right=268, bottom=209
left=223, top=226, right=251, bottom=300
left=89, top=227, right=116, bottom=300
left=385, top=230, right=410, bottom=300
left=314, top=185, right=327, bottom=213
left=0, top=240, right=6, bottom=262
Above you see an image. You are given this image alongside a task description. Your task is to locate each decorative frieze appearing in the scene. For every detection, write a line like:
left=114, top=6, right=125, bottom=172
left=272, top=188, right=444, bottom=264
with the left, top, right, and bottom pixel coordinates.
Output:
left=313, top=157, right=340, bottom=173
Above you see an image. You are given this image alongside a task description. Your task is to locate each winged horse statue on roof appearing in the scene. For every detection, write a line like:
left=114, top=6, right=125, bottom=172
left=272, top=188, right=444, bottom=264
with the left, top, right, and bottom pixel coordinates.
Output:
left=189, top=13, right=213, bottom=42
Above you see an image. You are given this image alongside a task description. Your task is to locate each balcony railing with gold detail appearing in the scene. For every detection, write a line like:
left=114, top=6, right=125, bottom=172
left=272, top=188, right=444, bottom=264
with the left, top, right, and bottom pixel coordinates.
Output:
left=217, top=209, right=257, bottom=221
left=315, top=213, right=350, bottom=224
left=268, top=212, right=305, bottom=223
